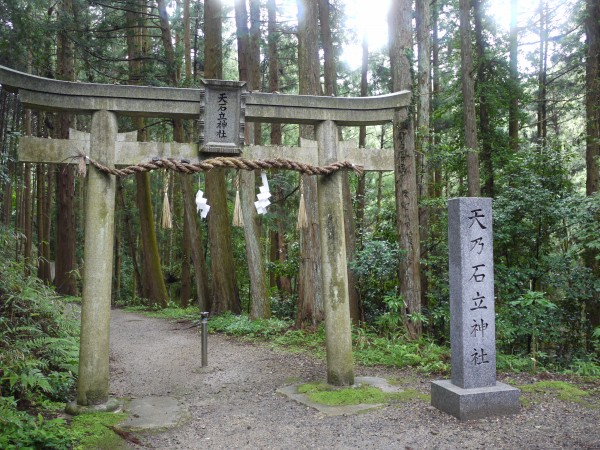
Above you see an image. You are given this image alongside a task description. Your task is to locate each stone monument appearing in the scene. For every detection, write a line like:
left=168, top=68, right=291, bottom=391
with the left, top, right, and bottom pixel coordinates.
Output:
left=431, top=197, right=520, bottom=421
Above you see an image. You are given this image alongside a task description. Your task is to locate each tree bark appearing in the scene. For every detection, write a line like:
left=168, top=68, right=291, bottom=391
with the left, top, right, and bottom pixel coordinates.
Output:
left=508, top=0, right=519, bottom=152
left=585, top=0, right=600, bottom=328
left=22, top=108, right=33, bottom=272
left=127, top=0, right=169, bottom=307
left=474, top=0, right=493, bottom=197
left=183, top=0, right=192, bottom=82
left=432, top=0, right=442, bottom=198
left=266, top=0, right=292, bottom=296
left=389, top=0, right=423, bottom=339
left=204, top=0, right=241, bottom=314
left=235, top=0, right=270, bottom=319
left=136, top=172, right=169, bottom=307
left=537, top=0, right=548, bottom=146
left=158, top=0, right=211, bottom=311
left=117, top=180, right=143, bottom=298
left=458, top=0, right=481, bottom=196
left=54, top=0, right=78, bottom=295
left=296, top=0, right=324, bottom=327
left=416, top=0, right=432, bottom=311
left=356, top=35, right=368, bottom=252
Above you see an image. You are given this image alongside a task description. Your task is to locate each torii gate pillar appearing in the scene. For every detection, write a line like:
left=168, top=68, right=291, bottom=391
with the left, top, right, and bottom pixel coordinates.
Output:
left=316, top=120, right=354, bottom=385
left=68, top=110, right=120, bottom=412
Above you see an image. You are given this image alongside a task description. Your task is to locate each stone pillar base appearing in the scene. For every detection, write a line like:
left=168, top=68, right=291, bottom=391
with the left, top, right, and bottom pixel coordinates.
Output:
left=65, top=398, right=122, bottom=416
left=431, top=380, right=520, bottom=421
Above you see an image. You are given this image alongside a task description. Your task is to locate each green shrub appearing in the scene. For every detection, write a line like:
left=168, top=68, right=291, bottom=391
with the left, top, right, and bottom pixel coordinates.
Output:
left=0, top=396, right=73, bottom=450
left=0, top=225, right=80, bottom=448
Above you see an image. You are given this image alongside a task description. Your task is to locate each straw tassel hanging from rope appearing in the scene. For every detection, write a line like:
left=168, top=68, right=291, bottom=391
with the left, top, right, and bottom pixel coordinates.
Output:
left=232, top=171, right=244, bottom=227
left=161, top=172, right=173, bottom=229
left=296, top=176, right=308, bottom=229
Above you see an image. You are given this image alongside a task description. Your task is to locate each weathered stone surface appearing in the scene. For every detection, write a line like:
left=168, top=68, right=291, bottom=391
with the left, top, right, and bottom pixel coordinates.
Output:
left=0, top=64, right=409, bottom=124
left=19, top=137, right=395, bottom=172
left=432, top=197, right=520, bottom=421
left=448, top=197, right=496, bottom=389
left=317, top=120, right=354, bottom=386
left=120, top=396, right=187, bottom=430
left=431, top=380, right=520, bottom=421
left=277, top=377, right=400, bottom=416
left=199, top=79, right=246, bottom=154
left=76, top=110, right=117, bottom=406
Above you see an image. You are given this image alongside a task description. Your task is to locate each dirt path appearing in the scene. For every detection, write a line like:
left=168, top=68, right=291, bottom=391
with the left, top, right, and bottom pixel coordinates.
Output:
left=109, top=309, right=600, bottom=449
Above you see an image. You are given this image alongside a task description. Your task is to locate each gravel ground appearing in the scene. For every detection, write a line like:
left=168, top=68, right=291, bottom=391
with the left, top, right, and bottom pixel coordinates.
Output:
left=109, top=309, right=600, bottom=450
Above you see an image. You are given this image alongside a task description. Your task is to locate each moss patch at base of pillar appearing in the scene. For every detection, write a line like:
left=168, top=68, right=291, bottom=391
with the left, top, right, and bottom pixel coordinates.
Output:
left=65, top=398, right=122, bottom=416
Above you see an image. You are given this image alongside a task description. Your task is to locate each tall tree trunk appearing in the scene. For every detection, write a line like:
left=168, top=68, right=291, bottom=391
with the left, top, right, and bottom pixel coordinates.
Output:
left=432, top=0, right=442, bottom=198
left=459, top=0, right=481, bottom=196
left=356, top=35, right=368, bottom=251
left=54, top=0, right=78, bottom=295
left=0, top=90, right=12, bottom=225
left=127, top=1, right=169, bottom=307
left=389, top=0, right=422, bottom=339
left=205, top=0, right=241, bottom=314
left=537, top=0, right=548, bottom=146
left=508, top=0, right=519, bottom=152
left=416, top=0, right=432, bottom=310
left=267, top=0, right=292, bottom=296
left=474, top=0, right=493, bottom=197
left=36, top=164, right=50, bottom=282
left=585, top=0, right=600, bottom=329
left=416, top=0, right=431, bottom=198
left=296, top=0, right=324, bottom=327
left=249, top=0, right=262, bottom=144
left=183, top=0, right=192, bottom=82
left=136, top=172, right=168, bottom=307
left=235, top=0, right=270, bottom=319
left=117, top=180, right=142, bottom=298
left=180, top=216, right=192, bottom=307
left=157, top=0, right=211, bottom=311
left=22, top=107, right=33, bottom=272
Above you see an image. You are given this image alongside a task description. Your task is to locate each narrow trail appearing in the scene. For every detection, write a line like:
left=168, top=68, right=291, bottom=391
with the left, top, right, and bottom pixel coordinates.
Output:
left=109, top=309, right=600, bottom=449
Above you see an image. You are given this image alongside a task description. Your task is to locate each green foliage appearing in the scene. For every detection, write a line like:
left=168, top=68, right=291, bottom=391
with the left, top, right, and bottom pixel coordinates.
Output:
left=208, top=312, right=293, bottom=339
left=70, top=412, right=128, bottom=450
left=349, top=239, right=403, bottom=320
left=299, top=383, right=388, bottom=406
left=520, top=380, right=590, bottom=404
left=124, top=304, right=201, bottom=321
left=205, top=311, right=449, bottom=374
left=0, top=397, right=73, bottom=450
left=0, top=225, right=80, bottom=448
left=297, top=382, right=429, bottom=406
left=353, top=328, right=450, bottom=374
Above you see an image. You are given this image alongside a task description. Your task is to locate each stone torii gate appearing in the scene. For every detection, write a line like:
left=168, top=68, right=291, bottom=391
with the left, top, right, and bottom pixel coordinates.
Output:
left=0, top=65, right=409, bottom=411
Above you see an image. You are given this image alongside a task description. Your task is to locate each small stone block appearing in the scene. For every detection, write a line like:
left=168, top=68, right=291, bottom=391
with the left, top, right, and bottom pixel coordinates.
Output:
left=431, top=379, right=520, bottom=421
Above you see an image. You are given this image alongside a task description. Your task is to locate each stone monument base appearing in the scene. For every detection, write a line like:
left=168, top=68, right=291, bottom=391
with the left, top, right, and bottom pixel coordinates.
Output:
left=431, top=380, right=520, bottom=421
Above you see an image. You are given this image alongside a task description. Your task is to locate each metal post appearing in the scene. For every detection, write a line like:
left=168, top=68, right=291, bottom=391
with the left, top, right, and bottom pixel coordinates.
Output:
left=201, top=312, right=209, bottom=367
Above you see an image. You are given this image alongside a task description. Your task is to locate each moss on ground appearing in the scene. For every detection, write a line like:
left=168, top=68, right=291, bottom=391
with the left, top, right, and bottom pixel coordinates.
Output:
left=70, top=411, right=129, bottom=450
left=297, top=382, right=429, bottom=406
left=519, top=380, right=597, bottom=408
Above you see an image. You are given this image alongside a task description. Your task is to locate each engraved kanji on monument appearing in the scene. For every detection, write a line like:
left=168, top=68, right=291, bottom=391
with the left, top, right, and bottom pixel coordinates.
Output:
left=199, top=79, right=246, bottom=154
left=431, top=197, right=520, bottom=421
